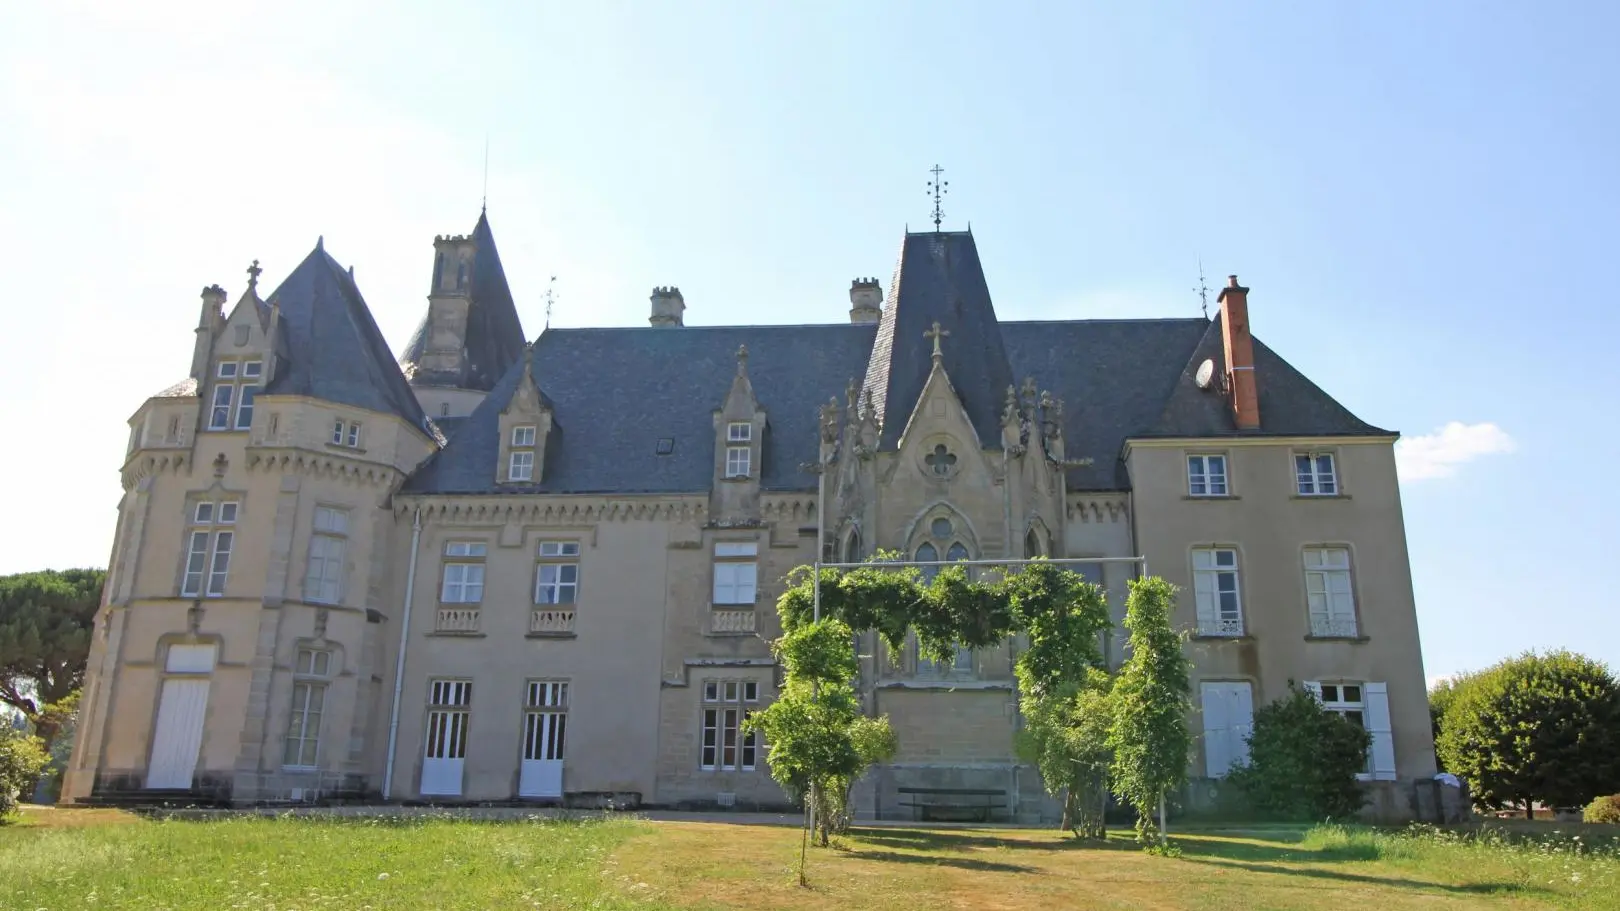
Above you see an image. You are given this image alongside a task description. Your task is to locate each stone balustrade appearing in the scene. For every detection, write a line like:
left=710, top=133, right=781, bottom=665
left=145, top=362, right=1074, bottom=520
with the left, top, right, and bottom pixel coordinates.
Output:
left=710, top=609, right=757, bottom=634
left=435, top=607, right=481, bottom=634
left=530, top=607, right=576, bottom=636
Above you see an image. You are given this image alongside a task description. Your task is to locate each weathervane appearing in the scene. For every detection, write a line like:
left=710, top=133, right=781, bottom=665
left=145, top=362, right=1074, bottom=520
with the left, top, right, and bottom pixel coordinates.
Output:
left=926, top=164, right=948, bottom=232
left=544, top=275, right=558, bottom=330
left=1195, top=258, right=1210, bottom=318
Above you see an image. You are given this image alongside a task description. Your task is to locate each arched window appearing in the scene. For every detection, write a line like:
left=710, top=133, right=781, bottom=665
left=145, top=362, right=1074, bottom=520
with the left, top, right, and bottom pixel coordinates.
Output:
left=844, top=528, right=863, bottom=564
left=1025, top=528, right=1043, bottom=559
left=456, top=259, right=468, bottom=290
left=945, top=542, right=969, bottom=562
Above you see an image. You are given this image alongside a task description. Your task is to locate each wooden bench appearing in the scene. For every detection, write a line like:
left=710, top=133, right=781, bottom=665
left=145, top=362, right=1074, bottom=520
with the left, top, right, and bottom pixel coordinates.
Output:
left=896, top=786, right=1005, bottom=823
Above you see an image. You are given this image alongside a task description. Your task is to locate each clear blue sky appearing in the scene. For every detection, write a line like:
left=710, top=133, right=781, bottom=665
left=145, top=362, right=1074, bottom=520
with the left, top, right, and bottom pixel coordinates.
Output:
left=2, top=1, right=1614, bottom=681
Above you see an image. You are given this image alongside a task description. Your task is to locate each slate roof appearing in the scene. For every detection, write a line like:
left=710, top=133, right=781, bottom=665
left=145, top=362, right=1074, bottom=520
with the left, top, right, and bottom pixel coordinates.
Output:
left=261, top=241, right=430, bottom=433
left=402, top=324, right=878, bottom=495
left=863, top=231, right=1015, bottom=450
left=398, top=212, right=527, bottom=391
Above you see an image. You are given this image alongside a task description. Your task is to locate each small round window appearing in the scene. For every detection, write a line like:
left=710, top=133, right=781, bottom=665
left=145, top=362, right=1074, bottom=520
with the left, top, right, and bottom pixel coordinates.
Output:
left=930, top=517, right=953, bottom=538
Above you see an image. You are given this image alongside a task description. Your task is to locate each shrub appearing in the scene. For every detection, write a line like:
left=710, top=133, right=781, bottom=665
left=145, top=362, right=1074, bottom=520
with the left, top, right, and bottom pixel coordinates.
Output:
left=1437, top=650, right=1620, bottom=813
left=1226, top=685, right=1372, bottom=821
left=1585, top=795, right=1620, bottom=825
left=0, top=729, right=49, bottom=818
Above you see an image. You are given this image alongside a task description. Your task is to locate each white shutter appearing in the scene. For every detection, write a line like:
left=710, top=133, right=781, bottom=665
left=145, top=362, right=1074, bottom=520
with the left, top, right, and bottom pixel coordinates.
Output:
left=1193, top=571, right=1217, bottom=633
left=1365, top=682, right=1397, bottom=781
left=1200, top=684, right=1229, bottom=777
left=1229, top=683, right=1254, bottom=771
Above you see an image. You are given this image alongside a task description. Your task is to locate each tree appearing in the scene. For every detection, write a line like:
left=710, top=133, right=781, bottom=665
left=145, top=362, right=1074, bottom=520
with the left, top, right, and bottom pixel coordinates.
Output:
left=1016, top=668, right=1114, bottom=838
left=744, top=619, right=897, bottom=848
left=1226, top=685, right=1371, bottom=820
left=1108, top=576, right=1191, bottom=845
left=0, top=569, right=104, bottom=749
left=1436, top=650, right=1620, bottom=815
left=1427, top=673, right=1471, bottom=772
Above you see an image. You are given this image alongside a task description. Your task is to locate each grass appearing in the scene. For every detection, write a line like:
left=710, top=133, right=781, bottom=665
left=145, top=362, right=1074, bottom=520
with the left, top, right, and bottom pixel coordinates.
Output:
left=3, top=807, right=1618, bottom=910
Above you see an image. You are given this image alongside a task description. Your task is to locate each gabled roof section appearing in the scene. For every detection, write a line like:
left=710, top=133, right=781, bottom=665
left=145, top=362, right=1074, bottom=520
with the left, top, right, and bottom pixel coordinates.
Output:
left=398, top=211, right=527, bottom=391
left=262, top=240, right=430, bottom=433
left=403, top=323, right=876, bottom=495
left=862, top=231, right=1016, bottom=451
left=1147, top=313, right=1391, bottom=440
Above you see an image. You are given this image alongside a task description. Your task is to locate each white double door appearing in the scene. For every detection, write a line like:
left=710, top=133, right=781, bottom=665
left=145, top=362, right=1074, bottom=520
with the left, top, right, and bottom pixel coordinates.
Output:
left=146, top=645, right=217, bottom=790
left=421, top=708, right=469, bottom=796
left=1200, top=681, right=1255, bottom=778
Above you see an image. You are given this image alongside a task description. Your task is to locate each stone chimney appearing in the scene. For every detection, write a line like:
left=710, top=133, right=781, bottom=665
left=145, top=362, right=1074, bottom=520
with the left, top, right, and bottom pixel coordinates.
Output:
left=650, top=286, right=685, bottom=327
left=1218, top=275, right=1260, bottom=430
left=849, top=278, right=882, bottom=324
left=191, top=284, right=228, bottom=382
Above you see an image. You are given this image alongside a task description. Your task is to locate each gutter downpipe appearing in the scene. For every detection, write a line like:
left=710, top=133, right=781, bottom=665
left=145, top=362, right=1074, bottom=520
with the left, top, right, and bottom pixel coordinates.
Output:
left=382, top=506, right=423, bottom=800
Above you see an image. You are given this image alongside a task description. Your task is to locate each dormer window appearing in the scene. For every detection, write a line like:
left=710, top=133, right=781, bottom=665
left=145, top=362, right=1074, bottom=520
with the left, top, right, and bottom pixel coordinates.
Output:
left=509, top=424, right=537, bottom=482
left=725, top=422, right=752, bottom=478
left=208, top=359, right=262, bottom=431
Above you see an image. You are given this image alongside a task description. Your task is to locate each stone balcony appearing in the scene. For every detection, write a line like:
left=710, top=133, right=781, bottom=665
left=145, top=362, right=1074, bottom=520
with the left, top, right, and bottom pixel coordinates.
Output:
left=709, top=608, right=757, bottom=635
left=435, top=607, right=481, bottom=635
left=529, top=607, right=577, bottom=638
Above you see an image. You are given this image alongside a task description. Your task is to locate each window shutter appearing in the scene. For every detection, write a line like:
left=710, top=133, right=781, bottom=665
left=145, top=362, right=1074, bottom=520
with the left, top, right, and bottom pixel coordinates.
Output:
left=1193, top=571, right=1217, bottom=632
left=1200, top=684, right=1229, bottom=777
left=1229, top=684, right=1255, bottom=771
left=1365, top=682, right=1397, bottom=781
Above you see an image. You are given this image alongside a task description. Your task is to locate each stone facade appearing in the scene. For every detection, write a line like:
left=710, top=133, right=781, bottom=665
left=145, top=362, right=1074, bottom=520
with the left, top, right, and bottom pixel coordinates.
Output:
left=64, top=216, right=1439, bottom=823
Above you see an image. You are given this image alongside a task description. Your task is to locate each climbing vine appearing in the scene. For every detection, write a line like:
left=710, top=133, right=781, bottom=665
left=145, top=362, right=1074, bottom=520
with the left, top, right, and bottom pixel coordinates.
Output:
left=775, top=553, right=1123, bottom=840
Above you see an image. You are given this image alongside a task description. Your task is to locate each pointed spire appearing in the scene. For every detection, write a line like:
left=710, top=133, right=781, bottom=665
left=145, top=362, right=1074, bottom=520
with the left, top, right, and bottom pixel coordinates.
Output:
left=316, top=235, right=325, bottom=251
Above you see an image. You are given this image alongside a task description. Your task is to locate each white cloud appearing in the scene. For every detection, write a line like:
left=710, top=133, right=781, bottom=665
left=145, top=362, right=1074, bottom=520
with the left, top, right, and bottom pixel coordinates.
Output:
left=1396, top=422, right=1516, bottom=481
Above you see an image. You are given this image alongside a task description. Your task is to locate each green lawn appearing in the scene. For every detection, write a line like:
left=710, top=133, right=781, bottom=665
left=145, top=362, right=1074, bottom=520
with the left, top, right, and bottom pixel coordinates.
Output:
left=2, top=808, right=1617, bottom=910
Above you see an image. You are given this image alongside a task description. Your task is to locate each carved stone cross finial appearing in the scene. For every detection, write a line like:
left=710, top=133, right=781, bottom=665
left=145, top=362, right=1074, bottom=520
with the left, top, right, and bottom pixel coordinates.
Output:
left=246, top=259, right=262, bottom=291
left=923, top=321, right=950, bottom=361
left=735, top=344, right=748, bottom=375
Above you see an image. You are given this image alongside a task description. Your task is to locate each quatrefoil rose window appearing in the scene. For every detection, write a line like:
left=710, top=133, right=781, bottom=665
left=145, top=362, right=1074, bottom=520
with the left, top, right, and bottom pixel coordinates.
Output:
left=925, top=443, right=958, bottom=478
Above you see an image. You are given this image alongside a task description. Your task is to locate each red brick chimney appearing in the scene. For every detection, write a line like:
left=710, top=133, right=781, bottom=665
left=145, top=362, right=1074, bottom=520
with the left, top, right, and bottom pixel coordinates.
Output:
left=1218, top=275, right=1260, bottom=430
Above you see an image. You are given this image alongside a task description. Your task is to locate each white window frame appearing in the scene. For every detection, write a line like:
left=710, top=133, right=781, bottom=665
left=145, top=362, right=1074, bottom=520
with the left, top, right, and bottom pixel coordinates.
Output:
left=1296, top=452, right=1338, bottom=496
left=1304, top=547, right=1357, bottom=638
left=523, top=680, right=569, bottom=762
left=303, top=506, right=348, bottom=605
left=712, top=542, right=758, bottom=605
left=283, top=647, right=332, bottom=770
left=725, top=445, right=750, bottom=478
left=440, top=541, right=487, bottom=603
left=512, top=425, right=537, bottom=448
left=1192, top=548, right=1243, bottom=636
left=727, top=422, right=752, bottom=443
left=700, top=678, right=760, bottom=771
left=509, top=450, right=535, bottom=482
left=1187, top=454, right=1229, bottom=497
left=534, top=540, right=580, bottom=605
left=206, top=359, right=262, bottom=432
left=182, top=499, right=238, bottom=597
left=331, top=419, right=363, bottom=448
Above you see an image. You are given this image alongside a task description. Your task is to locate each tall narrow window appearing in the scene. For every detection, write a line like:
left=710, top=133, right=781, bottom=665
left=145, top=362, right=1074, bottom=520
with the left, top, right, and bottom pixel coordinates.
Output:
left=303, top=506, right=348, bottom=604
left=509, top=425, right=537, bottom=482
left=712, top=542, right=758, bottom=605
left=535, top=541, right=581, bottom=605
left=441, top=542, right=487, bottom=603
left=1304, top=547, right=1357, bottom=637
left=1188, top=454, right=1228, bottom=496
left=725, top=422, right=752, bottom=478
left=1024, top=528, right=1044, bottom=559
left=1192, top=548, right=1243, bottom=636
left=523, top=680, right=568, bottom=763
left=283, top=647, right=331, bottom=769
left=182, top=499, right=238, bottom=597
left=700, top=679, right=760, bottom=771
left=1296, top=453, right=1338, bottom=496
